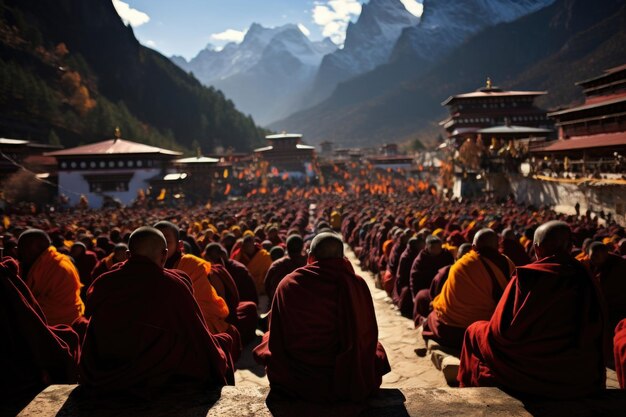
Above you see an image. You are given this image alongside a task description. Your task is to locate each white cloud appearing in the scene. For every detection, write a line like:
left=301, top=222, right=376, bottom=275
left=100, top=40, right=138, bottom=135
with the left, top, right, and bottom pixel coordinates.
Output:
left=112, top=0, right=150, bottom=27
left=144, top=40, right=156, bottom=47
left=210, top=28, right=247, bottom=44
left=312, top=0, right=362, bottom=45
left=400, top=0, right=424, bottom=17
left=297, top=23, right=311, bottom=37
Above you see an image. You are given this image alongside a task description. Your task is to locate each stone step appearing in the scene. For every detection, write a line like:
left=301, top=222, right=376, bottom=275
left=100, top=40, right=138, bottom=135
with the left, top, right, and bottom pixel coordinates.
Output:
left=16, top=384, right=533, bottom=417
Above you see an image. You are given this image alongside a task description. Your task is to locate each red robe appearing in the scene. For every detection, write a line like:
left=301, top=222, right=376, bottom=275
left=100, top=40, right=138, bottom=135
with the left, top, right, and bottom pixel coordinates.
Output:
left=1, top=258, right=79, bottom=407
left=615, top=319, right=626, bottom=389
left=211, top=263, right=258, bottom=345
left=253, top=258, right=390, bottom=403
left=79, top=256, right=234, bottom=397
left=264, top=254, right=307, bottom=301
left=225, top=258, right=259, bottom=305
left=458, top=256, right=606, bottom=399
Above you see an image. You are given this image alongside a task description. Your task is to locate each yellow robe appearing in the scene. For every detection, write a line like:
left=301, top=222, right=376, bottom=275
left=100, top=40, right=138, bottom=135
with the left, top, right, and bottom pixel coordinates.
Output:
left=175, top=254, right=230, bottom=334
left=24, top=246, right=84, bottom=326
left=235, top=249, right=272, bottom=295
left=432, top=250, right=514, bottom=329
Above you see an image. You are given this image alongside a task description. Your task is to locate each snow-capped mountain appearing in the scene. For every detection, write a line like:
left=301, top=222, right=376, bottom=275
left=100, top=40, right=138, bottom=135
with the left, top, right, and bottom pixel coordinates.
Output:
left=171, top=23, right=336, bottom=124
left=309, top=0, right=421, bottom=104
left=391, top=0, right=555, bottom=64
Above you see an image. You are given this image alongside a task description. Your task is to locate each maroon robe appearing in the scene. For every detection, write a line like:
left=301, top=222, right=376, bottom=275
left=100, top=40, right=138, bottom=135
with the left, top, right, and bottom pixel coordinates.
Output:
left=394, top=244, right=419, bottom=317
left=1, top=258, right=79, bottom=406
left=596, top=254, right=626, bottom=331
left=410, top=249, right=453, bottom=325
left=79, top=256, right=234, bottom=397
left=225, top=258, right=259, bottom=305
left=500, top=239, right=531, bottom=267
left=253, top=258, right=390, bottom=403
left=264, top=254, right=307, bottom=301
left=414, top=264, right=452, bottom=325
left=458, top=256, right=606, bottom=399
left=211, top=263, right=258, bottom=345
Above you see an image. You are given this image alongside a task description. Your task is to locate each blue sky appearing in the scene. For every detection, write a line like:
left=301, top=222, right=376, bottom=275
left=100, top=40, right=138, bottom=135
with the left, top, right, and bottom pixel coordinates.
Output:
left=112, top=0, right=423, bottom=60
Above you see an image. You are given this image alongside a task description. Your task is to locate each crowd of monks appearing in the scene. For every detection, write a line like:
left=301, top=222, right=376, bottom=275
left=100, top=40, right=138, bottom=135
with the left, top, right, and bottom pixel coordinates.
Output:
left=2, top=189, right=626, bottom=413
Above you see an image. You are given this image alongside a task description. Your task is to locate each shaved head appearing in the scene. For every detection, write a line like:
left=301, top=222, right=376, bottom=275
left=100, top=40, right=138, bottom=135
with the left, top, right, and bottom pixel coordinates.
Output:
left=457, top=243, right=472, bottom=260
left=204, top=242, right=227, bottom=264
left=534, top=221, right=572, bottom=258
left=501, top=228, right=516, bottom=241
left=310, top=232, right=344, bottom=260
left=153, top=221, right=180, bottom=240
left=473, top=228, right=499, bottom=251
left=128, top=227, right=168, bottom=266
left=18, top=229, right=51, bottom=265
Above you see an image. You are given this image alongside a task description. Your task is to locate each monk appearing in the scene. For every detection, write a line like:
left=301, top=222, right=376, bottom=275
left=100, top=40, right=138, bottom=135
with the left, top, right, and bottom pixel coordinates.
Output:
left=458, top=221, right=606, bottom=399
left=232, top=235, right=273, bottom=295
left=17, top=229, right=84, bottom=326
left=615, top=319, right=626, bottom=389
left=205, top=243, right=259, bottom=345
left=91, top=243, right=128, bottom=281
left=253, top=233, right=390, bottom=403
left=588, top=242, right=626, bottom=331
left=79, top=227, right=234, bottom=396
left=394, top=236, right=423, bottom=318
left=70, top=242, right=98, bottom=300
left=1, top=258, right=79, bottom=410
left=414, top=243, right=472, bottom=324
left=264, top=234, right=307, bottom=301
left=154, top=221, right=241, bottom=358
left=424, top=228, right=514, bottom=349
left=410, top=235, right=454, bottom=326
left=206, top=243, right=259, bottom=305
left=500, top=228, right=530, bottom=266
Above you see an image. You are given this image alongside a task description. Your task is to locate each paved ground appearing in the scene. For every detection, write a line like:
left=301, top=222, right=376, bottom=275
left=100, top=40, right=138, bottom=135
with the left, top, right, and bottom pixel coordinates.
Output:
left=233, top=247, right=447, bottom=389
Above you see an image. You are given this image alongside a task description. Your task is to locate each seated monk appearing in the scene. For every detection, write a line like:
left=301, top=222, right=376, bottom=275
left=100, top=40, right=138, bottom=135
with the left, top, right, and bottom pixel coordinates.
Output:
left=206, top=243, right=259, bottom=305
left=458, top=221, right=606, bottom=399
left=615, top=319, right=626, bottom=389
left=205, top=243, right=258, bottom=345
left=414, top=243, right=472, bottom=323
left=1, top=258, right=79, bottom=410
left=500, top=228, right=531, bottom=266
left=17, top=229, right=84, bottom=326
left=589, top=242, right=626, bottom=331
left=394, top=236, right=423, bottom=318
left=410, top=235, right=454, bottom=326
left=424, top=228, right=514, bottom=350
left=91, top=243, right=128, bottom=281
left=70, top=242, right=98, bottom=301
left=253, top=233, right=390, bottom=403
left=264, top=234, right=307, bottom=302
left=154, top=221, right=241, bottom=359
left=79, top=227, right=234, bottom=396
left=232, top=235, right=273, bottom=296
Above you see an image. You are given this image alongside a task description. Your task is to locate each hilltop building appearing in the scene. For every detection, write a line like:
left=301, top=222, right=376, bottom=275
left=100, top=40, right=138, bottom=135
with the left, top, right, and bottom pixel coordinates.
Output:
left=440, top=79, right=552, bottom=144
left=533, top=65, right=626, bottom=164
left=253, top=133, right=315, bottom=174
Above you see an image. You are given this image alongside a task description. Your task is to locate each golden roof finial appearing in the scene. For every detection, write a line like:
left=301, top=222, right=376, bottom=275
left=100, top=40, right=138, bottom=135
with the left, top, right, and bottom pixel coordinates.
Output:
left=486, top=77, right=492, bottom=89
left=114, top=127, right=121, bottom=140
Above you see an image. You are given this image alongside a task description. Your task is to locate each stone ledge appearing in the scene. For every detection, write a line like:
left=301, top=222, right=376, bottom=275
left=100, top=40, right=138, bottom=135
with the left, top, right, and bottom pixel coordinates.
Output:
left=16, top=384, right=534, bottom=417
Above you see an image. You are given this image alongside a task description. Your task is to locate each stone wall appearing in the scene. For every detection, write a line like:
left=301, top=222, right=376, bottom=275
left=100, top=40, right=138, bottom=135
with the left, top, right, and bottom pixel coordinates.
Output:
left=487, top=174, right=626, bottom=226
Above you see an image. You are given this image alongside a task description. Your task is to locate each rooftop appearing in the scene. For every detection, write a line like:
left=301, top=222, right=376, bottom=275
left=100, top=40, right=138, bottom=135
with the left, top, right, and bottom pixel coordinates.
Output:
left=477, top=125, right=552, bottom=135
left=254, top=143, right=315, bottom=153
left=442, top=89, right=546, bottom=106
left=576, top=64, right=626, bottom=86
left=265, top=133, right=302, bottom=140
left=175, top=156, right=219, bottom=164
left=532, top=131, right=626, bottom=152
left=548, top=95, right=626, bottom=117
left=45, top=138, right=182, bottom=157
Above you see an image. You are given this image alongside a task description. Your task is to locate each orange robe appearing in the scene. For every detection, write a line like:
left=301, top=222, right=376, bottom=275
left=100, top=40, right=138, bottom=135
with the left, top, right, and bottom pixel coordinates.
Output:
left=174, top=254, right=230, bottom=334
left=23, top=247, right=84, bottom=326
left=235, top=248, right=273, bottom=295
left=432, top=250, right=514, bottom=329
